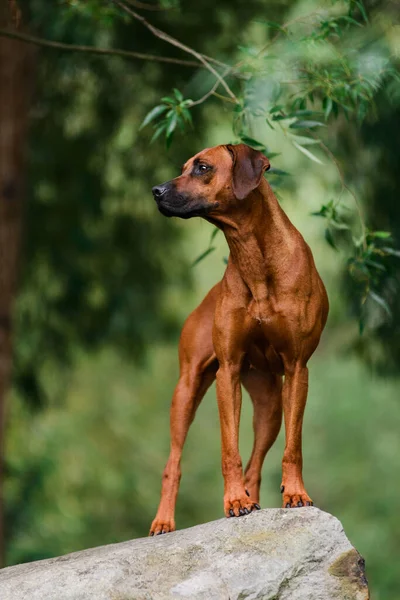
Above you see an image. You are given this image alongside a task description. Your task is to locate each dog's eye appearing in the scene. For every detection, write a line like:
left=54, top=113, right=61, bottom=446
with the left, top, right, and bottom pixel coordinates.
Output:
left=198, top=164, right=209, bottom=173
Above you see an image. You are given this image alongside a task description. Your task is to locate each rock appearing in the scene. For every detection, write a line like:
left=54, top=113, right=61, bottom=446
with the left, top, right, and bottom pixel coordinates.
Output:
left=0, top=508, right=369, bottom=600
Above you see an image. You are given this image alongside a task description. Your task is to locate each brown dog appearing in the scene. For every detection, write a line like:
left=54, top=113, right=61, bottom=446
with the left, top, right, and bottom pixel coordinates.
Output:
left=150, top=144, right=328, bottom=535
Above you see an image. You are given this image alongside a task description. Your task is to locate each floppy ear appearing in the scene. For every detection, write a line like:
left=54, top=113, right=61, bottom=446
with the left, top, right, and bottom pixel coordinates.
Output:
left=226, top=144, right=270, bottom=200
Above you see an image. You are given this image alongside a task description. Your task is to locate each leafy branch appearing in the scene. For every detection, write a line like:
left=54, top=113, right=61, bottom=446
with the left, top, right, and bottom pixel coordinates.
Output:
left=111, top=0, right=238, bottom=101
left=0, top=27, right=201, bottom=67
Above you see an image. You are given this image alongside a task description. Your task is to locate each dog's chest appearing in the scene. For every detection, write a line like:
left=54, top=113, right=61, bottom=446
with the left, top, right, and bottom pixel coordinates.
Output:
left=247, top=295, right=291, bottom=349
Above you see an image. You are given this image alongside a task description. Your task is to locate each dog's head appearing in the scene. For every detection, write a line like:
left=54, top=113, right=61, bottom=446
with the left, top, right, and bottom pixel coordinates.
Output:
left=152, top=144, right=270, bottom=219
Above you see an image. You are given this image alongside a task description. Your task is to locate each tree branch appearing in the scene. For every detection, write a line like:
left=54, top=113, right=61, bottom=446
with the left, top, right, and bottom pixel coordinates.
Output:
left=309, top=130, right=367, bottom=251
left=124, top=0, right=173, bottom=10
left=188, top=67, right=232, bottom=106
left=0, top=28, right=203, bottom=68
left=112, top=0, right=238, bottom=102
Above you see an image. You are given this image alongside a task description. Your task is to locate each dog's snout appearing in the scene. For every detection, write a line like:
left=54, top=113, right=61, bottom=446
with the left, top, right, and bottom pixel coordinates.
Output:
left=152, top=185, right=167, bottom=199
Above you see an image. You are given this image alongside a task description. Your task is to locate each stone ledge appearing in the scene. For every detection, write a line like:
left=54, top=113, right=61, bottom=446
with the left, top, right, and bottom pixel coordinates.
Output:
left=0, top=508, right=369, bottom=600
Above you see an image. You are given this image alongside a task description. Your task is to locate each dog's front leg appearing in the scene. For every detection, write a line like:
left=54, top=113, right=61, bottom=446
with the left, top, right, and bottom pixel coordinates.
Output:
left=281, top=362, right=313, bottom=508
left=216, top=360, right=260, bottom=517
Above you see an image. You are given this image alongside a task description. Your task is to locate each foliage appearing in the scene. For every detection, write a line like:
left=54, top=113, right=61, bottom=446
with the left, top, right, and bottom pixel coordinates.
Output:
left=140, top=88, right=193, bottom=147
left=13, top=6, right=188, bottom=407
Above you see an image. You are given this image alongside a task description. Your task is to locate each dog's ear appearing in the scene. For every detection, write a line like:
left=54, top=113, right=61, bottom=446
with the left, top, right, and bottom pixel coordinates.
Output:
left=226, top=144, right=270, bottom=200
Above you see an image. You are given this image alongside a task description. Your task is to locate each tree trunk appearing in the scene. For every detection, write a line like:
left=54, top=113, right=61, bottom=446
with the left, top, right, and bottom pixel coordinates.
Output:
left=0, top=0, right=35, bottom=566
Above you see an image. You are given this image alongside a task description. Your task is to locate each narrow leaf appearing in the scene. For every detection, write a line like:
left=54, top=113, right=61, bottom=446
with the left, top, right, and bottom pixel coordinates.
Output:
left=324, top=97, right=333, bottom=120
left=369, top=291, right=391, bottom=317
left=240, top=135, right=266, bottom=150
left=288, top=109, right=320, bottom=118
left=365, top=259, right=386, bottom=271
left=173, top=88, right=183, bottom=101
left=325, top=228, right=338, bottom=250
left=264, top=21, right=286, bottom=31
left=166, top=112, right=178, bottom=138
left=368, top=231, right=392, bottom=239
left=181, top=107, right=193, bottom=125
left=290, top=120, right=326, bottom=129
left=289, top=134, right=320, bottom=146
left=382, top=246, right=400, bottom=258
left=356, top=1, right=369, bottom=23
left=293, top=141, right=324, bottom=164
left=150, top=124, right=167, bottom=144
left=268, top=168, right=290, bottom=176
left=209, top=228, right=219, bottom=244
left=191, top=246, right=216, bottom=267
left=330, top=220, right=350, bottom=231
left=140, top=105, right=167, bottom=130
left=270, top=105, right=285, bottom=114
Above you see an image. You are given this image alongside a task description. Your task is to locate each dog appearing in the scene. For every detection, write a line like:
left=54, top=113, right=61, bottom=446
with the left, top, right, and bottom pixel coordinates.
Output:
left=150, top=143, right=329, bottom=535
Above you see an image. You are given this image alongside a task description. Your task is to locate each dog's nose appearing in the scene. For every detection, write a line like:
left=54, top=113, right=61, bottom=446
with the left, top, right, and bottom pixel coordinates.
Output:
left=152, top=185, right=167, bottom=198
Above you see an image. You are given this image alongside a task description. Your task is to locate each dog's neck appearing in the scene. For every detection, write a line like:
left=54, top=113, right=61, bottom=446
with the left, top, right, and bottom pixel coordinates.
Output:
left=209, top=178, right=297, bottom=313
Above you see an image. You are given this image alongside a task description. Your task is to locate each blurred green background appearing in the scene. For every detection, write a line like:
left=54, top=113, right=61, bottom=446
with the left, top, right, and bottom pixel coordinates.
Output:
left=2, top=1, right=400, bottom=599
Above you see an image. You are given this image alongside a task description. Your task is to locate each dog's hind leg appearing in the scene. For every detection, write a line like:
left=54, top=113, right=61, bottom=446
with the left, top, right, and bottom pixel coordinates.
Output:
left=149, top=284, right=219, bottom=536
left=149, top=362, right=216, bottom=536
left=242, top=368, right=282, bottom=504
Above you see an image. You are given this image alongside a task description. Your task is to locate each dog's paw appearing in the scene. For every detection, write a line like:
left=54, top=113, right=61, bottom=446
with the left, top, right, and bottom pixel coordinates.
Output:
left=149, top=516, right=176, bottom=536
left=224, top=493, right=260, bottom=518
left=281, top=485, right=313, bottom=508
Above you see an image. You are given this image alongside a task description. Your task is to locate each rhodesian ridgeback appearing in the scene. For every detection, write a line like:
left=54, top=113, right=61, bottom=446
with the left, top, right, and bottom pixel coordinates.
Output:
left=150, top=143, right=329, bottom=535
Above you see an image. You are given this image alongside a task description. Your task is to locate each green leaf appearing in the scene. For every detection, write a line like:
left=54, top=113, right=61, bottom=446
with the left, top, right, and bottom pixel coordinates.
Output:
left=325, top=228, right=338, bottom=250
left=323, top=97, right=333, bottom=120
left=264, top=21, right=286, bottom=31
left=139, top=105, right=167, bottom=130
left=166, top=112, right=178, bottom=139
left=271, top=114, right=288, bottom=121
left=289, top=134, right=320, bottom=146
left=239, top=135, right=266, bottom=151
left=365, top=259, right=386, bottom=271
left=368, top=231, right=392, bottom=239
left=181, top=107, right=193, bottom=125
left=356, top=1, right=369, bottom=24
left=270, top=105, right=285, bottom=114
left=209, top=228, right=219, bottom=244
left=173, top=88, right=183, bottom=102
left=290, top=120, right=326, bottom=129
left=381, top=246, right=400, bottom=258
left=288, top=109, right=320, bottom=118
left=268, top=168, right=290, bottom=176
left=330, top=219, right=350, bottom=231
left=292, top=142, right=323, bottom=164
left=191, top=246, right=216, bottom=267
left=161, top=96, right=176, bottom=103
left=369, top=290, right=391, bottom=317
left=150, top=124, right=167, bottom=144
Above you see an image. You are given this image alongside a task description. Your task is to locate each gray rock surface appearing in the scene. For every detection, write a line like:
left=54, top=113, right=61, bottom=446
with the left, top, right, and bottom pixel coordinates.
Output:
left=0, top=508, right=369, bottom=600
